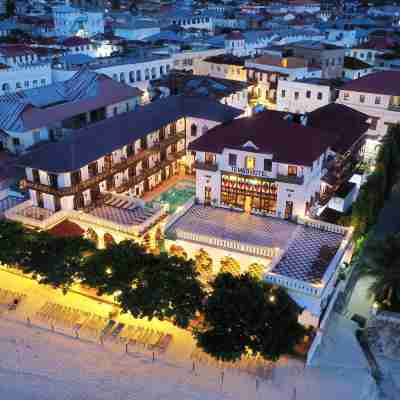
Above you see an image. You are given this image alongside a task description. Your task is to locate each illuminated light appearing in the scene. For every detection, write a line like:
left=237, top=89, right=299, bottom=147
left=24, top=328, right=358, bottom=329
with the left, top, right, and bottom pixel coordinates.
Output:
left=373, top=301, right=380, bottom=309
left=269, top=295, right=276, bottom=303
left=106, top=268, right=112, bottom=276
left=114, top=290, right=122, bottom=296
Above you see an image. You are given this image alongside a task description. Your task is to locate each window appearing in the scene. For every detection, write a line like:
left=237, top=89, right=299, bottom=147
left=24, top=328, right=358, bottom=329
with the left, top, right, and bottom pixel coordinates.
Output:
left=264, top=159, right=272, bottom=172
left=2, top=82, right=10, bottom=92
left=228, top=153, right=237, bottom=166
left=190, top=123, right=197, bottom=137
left=120, top=72, right=125, bottom=82
left=343, top=92, right=349, bottom=101
left=306, top=90, right=311, bottom=98
left=136, top=70, right=141, bottom=81
left=369, top=117, right=378, bottom=131
left=245, top=156, right=256, bottom=170
left=16, top=82, right=21, bottom=89
left=288, top=165, right=297, bottom=176
left=12, top=137, right=20, bottom=146
left=281, top=89, right=286, bottom=98
left=360, top=95, right=365, bottom=103
left=375, top=96, right=381, bottom=105
left=294, top=92, right=299, bottom=100
left=40, top=79, right=46, bottom=86
left=113, top=107, right=118, bottom=116
left=129, top=71, right=135, bottom=83
left=317, top=92, right=323, bottom=100
left=24, top=81, right=29, bottom=88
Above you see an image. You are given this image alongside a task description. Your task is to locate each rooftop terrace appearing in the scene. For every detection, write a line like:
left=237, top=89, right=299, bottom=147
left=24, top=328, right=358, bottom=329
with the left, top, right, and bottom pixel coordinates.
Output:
left=167, top=205, right=348, bottom=286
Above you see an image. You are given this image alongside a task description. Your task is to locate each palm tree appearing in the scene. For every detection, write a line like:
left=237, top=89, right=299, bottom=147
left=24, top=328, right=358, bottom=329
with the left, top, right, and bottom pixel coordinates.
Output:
left=361, top=233, right=400, bottom=307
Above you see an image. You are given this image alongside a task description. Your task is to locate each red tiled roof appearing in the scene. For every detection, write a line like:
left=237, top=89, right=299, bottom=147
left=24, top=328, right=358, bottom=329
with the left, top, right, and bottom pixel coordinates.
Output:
left=226, top=31, right=244, bottom=40
left=188, top=110, right=332, bottom=166
left=62, top=37, right=93, bottom=47
left=21, top=75, right=143, bottom=130
left=340, top=71, right=400, bottom=96
left=0, top=44, right=36, bottom=57
left=307, top=103, right=370, bottom=154
left=47, top=220, right=84, bottom=238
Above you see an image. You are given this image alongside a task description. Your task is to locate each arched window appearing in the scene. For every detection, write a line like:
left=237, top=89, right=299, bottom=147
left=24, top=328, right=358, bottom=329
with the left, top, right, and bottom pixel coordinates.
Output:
left=160, top=65, right=164, bottom=75
left=136, top=70, right=141, bottom=81
left=129, top=71, right=135, bottom=83
left=190, top=123, right=197, bottom=137
left=120, top=72, right=125, bottom=82
left=16, top=82, right=22, bottom=89
left=112, top=73, right=118, bottom=80
left=151, top=67, right=156, bottom=79
left=2, top=82, right=10, bottom=92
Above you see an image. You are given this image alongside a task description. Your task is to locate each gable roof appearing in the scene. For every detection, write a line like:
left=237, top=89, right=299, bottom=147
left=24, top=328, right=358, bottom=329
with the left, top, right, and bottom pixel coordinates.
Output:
left=189, top=104, right=370, bottom=165
left=0, top=68, right=142, bottom=132
left=307, top=103, right=370, bottom=154
left=19, top=96, right=242, bottom=173
left=339, top=71, right=400, bottom=96
left=189, top=110, right=332, bottom=166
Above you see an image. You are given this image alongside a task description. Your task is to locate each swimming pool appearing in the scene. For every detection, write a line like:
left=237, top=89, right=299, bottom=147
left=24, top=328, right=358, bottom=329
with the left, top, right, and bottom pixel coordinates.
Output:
left=148, top=180, right=195, bottom=214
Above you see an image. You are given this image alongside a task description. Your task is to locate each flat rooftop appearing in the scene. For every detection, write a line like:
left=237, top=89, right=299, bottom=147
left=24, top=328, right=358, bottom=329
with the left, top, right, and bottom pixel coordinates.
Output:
left=168, top=206, right=344, bottom=284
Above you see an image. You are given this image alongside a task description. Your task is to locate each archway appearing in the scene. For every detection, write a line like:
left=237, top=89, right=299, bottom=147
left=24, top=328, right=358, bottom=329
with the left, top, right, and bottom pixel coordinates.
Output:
left=86, top=228, right=99, bottom=248
left=104, top=233, right=116, bottom=248
left=169, top=244, right=188, bottom=260
left=194, top=248, right=213, bottom=279
left=247, top=263, right=264, bottom=280
left=220, top=256, right=241, bottom=276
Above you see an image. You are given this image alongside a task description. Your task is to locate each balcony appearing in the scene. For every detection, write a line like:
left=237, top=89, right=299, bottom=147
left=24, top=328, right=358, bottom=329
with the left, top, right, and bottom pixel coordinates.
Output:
left=115, top=149, right=186, bottom=194
left=22, top=134, right=186, bottom=197
left=193, top=161, right=218, bottom=172
left=388, top=104, right=400, bottom=112
left=276, top=174, right=304, bottom=185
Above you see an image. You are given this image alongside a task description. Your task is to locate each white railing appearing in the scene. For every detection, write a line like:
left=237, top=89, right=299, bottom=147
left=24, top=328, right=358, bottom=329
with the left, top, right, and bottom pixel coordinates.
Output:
left=5, top=200, right=166, bottom=237
left=5, top=201, right=68, bottom=230
left=164, top=198, right=195, bottom=232
left=174, top=228, right=278, bottom=258
left=297, top=216, right=348, bottom=235
left=265, top=272, right=323, bottom=297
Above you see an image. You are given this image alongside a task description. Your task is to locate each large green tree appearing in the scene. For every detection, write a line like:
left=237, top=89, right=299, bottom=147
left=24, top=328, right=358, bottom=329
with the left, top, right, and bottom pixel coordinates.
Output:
left=83, top=241, right=204, bottom=328
left=351, top=172, right=385, bottom=239
left=20, top=232, right=94, bottom=293
left=0, top=219, right=29, bottom=266
left=195, top=273, right=305, bottom=362
left=376, top=124, right=400, bottom=200
left=362, top=233, right=400, bottom=307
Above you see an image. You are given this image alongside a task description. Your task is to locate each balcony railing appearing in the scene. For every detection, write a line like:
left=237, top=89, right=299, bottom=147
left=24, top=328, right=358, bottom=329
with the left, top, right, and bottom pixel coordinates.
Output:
left=193, top=161, right=218, bottom=172
left=276, top=174, right=304, bottom=185
left=388, top=104, right=400, bottom=112
left=115, top=149, right=186, bottom=194
left=22, top=133, right=186, bottom=196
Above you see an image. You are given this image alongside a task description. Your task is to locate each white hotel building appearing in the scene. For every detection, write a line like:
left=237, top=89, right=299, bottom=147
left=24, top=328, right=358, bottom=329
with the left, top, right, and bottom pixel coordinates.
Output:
left=163, top=109, right=358, bottom=325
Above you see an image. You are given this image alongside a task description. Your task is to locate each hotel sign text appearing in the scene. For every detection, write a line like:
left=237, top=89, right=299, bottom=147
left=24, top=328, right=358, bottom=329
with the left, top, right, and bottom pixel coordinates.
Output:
left=230, top=166, right=270, bottom=178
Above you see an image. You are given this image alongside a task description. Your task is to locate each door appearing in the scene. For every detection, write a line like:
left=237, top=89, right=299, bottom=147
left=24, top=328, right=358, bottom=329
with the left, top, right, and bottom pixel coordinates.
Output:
left=284, top=201, right=293, bottom=220
left=204, top=186, right=211, bottom=205
left=244, top=195, right=252, bottom=214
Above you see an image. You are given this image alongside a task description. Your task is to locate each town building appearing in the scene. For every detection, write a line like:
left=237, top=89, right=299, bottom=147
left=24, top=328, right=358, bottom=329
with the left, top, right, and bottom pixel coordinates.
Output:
left=52, top=3, right=104, bottom=38
left=276, top=78, right=337, bottom=113
left=336, top=71, right=400, bottom=162
left=287, top=41, right=346, bottom=79
left=195, top=54, right=248, bottom=82
left=52, top=54, right=174, bottom=93
left=5, top=95, right=240, bottom=247
left=245, top=54, right=322, bottom=108
left=0, top=68, right=143, bottom=154
left=343, top=56, right=373, bottom=80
